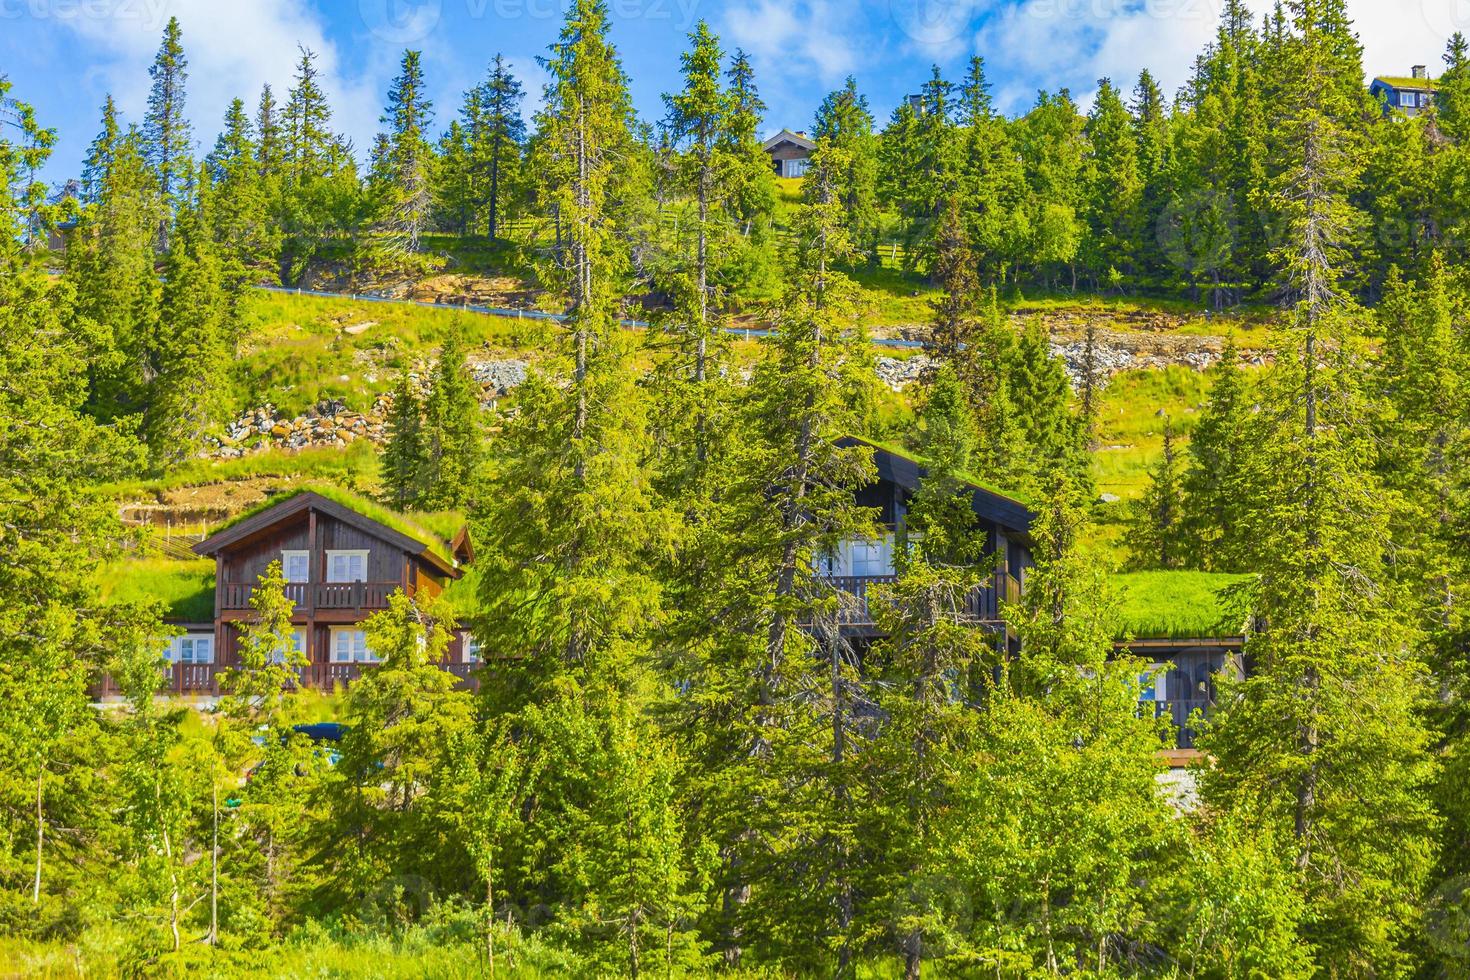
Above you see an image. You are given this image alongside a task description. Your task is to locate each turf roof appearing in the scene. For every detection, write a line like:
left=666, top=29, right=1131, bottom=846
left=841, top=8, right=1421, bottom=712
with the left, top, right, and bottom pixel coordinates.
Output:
left=1112, top=570, right=1254, bottom=640
left=218, top=483, right=462, bottom=566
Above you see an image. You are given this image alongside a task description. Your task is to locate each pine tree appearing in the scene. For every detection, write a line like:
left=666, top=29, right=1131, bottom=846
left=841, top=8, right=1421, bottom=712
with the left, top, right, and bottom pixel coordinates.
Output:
left=377, top=49, right=435, bottom=252
left=143, top=16, right=192, bottom=225
left=1125, top=416, right=1185, bottom=569
left=1180, top=339, right=1255, bottom=571
left=421, top=329, right=482, bottom=510
left=80, top=95, right=119, bottom=206
left=381, top=367, right=426, bottom=510
left=1200, top=8, right=1438, bottom=970
left=146, top=179, right=229, bottom=465
left=864, top=368, right=995, bottom=978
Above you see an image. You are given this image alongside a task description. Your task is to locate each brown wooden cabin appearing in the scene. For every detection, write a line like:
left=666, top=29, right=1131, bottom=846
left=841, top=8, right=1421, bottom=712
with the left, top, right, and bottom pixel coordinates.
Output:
left=826, top=436, right=1033, bottom=642
left=1122, top=635, right=1245, bottom=755
left=98, top=491, right=478, bottom=698
left=763, top=129, right=816, bottom=178
left=830, top=438, right=1244, bottom=756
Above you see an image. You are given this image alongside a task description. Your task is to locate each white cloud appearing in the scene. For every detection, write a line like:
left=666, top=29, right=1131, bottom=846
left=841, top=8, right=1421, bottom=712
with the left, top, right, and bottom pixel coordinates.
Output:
left=724, top=0, right=860, bottom=86
left=974, top=0, right=1470, bottom=115
left=56, top=0, right=382, bottom=158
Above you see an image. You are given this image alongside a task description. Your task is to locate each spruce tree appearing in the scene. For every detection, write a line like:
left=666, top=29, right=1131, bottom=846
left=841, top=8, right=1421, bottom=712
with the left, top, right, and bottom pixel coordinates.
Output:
left=478, top=54, right=526, bottom=240
left=146, top=178, right=229, bottom=465
left=381, top=367, right=426, bottom=511
left=864, top=367, right=995, bottom=978
left=143, top=16, right=192, bottom=226
left=421, top=329, right=482, bottom=511
left=1200, top=7, right=1438, bottom=970
left=377, top=49, right=434, bottom=252
left=80, top=95, right=119, bottom=206
left=1082, top=77, right=1142, bottom=289
left=1180, top=340, right=1255, bottom=571
left=1125, top=416, right=1185, bottom=569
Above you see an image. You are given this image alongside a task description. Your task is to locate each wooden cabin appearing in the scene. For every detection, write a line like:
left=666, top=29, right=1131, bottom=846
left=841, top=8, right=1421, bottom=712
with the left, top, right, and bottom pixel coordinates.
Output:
left=106, top=490, right=478, bottom=697
left=763, top=129, right=816, bottom=178
left=826, top=436, right=1032, bottom=640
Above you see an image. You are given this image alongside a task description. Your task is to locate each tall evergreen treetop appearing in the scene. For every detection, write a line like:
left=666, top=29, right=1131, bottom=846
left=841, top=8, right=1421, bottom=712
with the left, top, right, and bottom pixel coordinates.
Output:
left=143, top=16, right=192, bottom=214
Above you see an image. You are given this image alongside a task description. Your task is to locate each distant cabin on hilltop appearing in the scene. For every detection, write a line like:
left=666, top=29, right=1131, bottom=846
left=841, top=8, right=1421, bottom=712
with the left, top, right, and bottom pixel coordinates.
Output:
left=763, top=129, right=815, bottom=178
left=1371, top=65, right=1438, bottom=116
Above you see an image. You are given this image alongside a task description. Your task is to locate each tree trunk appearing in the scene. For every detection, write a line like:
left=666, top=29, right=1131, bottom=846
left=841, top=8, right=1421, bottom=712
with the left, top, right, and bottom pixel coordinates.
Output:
left=31, top=764, right=44, bottom=904
left=209, top=779, right=219, bottom=945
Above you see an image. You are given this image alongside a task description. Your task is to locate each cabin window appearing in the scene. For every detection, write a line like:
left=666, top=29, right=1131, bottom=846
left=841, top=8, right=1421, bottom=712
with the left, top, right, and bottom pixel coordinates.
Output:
left=326, top=550, right=369, bottom=583
left=268, top=627, right=307, bottom=665
left=463, top=632, right=481, bottom=664
left=330, top=628, right=378, bottom=664
left=1137, top=664, right=1168, bottom=703
left=169, top=634, right=214, bottom=665
left=820, top=535, right=896, bottom=578
left=1401, top=91, right=1418, bottom=108
left=281, top=550, right=310, bottom=583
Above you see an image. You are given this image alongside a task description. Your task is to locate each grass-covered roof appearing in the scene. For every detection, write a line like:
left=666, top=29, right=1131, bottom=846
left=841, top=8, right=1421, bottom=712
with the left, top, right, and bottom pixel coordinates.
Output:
left=219, top=483, right=463, bottom=566
left=854, top=435, right=1035, bottom=509
left=1375, top=75, right=1438, bottom=90
left=1112, top=570, right=1254, bottom=640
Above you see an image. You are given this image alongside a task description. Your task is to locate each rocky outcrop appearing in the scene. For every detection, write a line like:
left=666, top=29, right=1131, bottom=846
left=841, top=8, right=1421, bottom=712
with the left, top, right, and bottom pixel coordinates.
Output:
left=204, top=358, right=530, bottom=459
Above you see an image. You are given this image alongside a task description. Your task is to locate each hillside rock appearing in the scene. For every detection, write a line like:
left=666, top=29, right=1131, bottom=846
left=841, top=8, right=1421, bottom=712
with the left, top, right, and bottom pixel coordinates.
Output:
left=203, top=358, right=531, bottom=460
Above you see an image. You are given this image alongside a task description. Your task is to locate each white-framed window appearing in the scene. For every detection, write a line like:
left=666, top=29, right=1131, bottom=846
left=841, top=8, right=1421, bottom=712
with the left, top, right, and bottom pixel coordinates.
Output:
left=463, top=632, right=481, bottom=664
left=268, top=627, right=307, bottom=665
left=168, top=634, right=215, bottom=665
left=822, top=535, right=896, bottom=578
left=1401, top=91, right=1419, bottom=108
left=326, top=550, right=369, bottom=583
left=1138, top=664, right=1168, bottom=703
left=281, top=550, right=310, bottom=583
left=330, top=628, right=378, bottom=664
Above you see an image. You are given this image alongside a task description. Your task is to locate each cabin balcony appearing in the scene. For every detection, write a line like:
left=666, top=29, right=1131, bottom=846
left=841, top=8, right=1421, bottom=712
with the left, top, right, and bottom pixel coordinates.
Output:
left=92, top=659, right=480, bottom=700
left=826, top=572, right=1022, bottom=629
left=218, top=581, right=403, bottom=613
left=1143, top=697, right=1213, bottom=750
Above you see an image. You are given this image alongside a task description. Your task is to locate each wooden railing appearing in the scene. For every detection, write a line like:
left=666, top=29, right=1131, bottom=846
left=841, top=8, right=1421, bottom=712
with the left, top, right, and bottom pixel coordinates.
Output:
left=219, top=581, right=397, bottom=612
left=827, top=574, right=1018, bottom=627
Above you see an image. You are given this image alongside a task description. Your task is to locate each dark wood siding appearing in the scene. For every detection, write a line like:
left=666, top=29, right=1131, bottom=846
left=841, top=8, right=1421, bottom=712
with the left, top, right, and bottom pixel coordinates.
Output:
left=219, top=513, right=411, bottom=588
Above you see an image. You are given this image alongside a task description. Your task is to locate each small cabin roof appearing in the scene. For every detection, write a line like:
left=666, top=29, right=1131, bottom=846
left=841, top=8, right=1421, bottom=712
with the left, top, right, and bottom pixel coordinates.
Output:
left=1373, top=75, right=1438, bottom=92
left=763, top=129, right=816, bottom=152
left=838, top=435, right=1035, bottom=535
left=193, top=488, right=465, bottom=578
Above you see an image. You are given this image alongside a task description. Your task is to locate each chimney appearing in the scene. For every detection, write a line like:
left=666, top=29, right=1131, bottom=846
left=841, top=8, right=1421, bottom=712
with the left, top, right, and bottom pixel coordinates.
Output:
left=1412, top=64, right=1427, bottom=79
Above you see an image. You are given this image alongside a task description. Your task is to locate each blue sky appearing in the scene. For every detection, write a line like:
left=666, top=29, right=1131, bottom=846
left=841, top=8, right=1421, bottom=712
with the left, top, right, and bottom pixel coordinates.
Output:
left=3, top=0, right=1462, bottom=184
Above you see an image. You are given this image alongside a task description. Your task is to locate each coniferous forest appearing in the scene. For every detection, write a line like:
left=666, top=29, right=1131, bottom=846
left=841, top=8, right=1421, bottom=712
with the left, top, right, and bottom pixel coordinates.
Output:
left=5, top=0, right=1470, bottom=975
